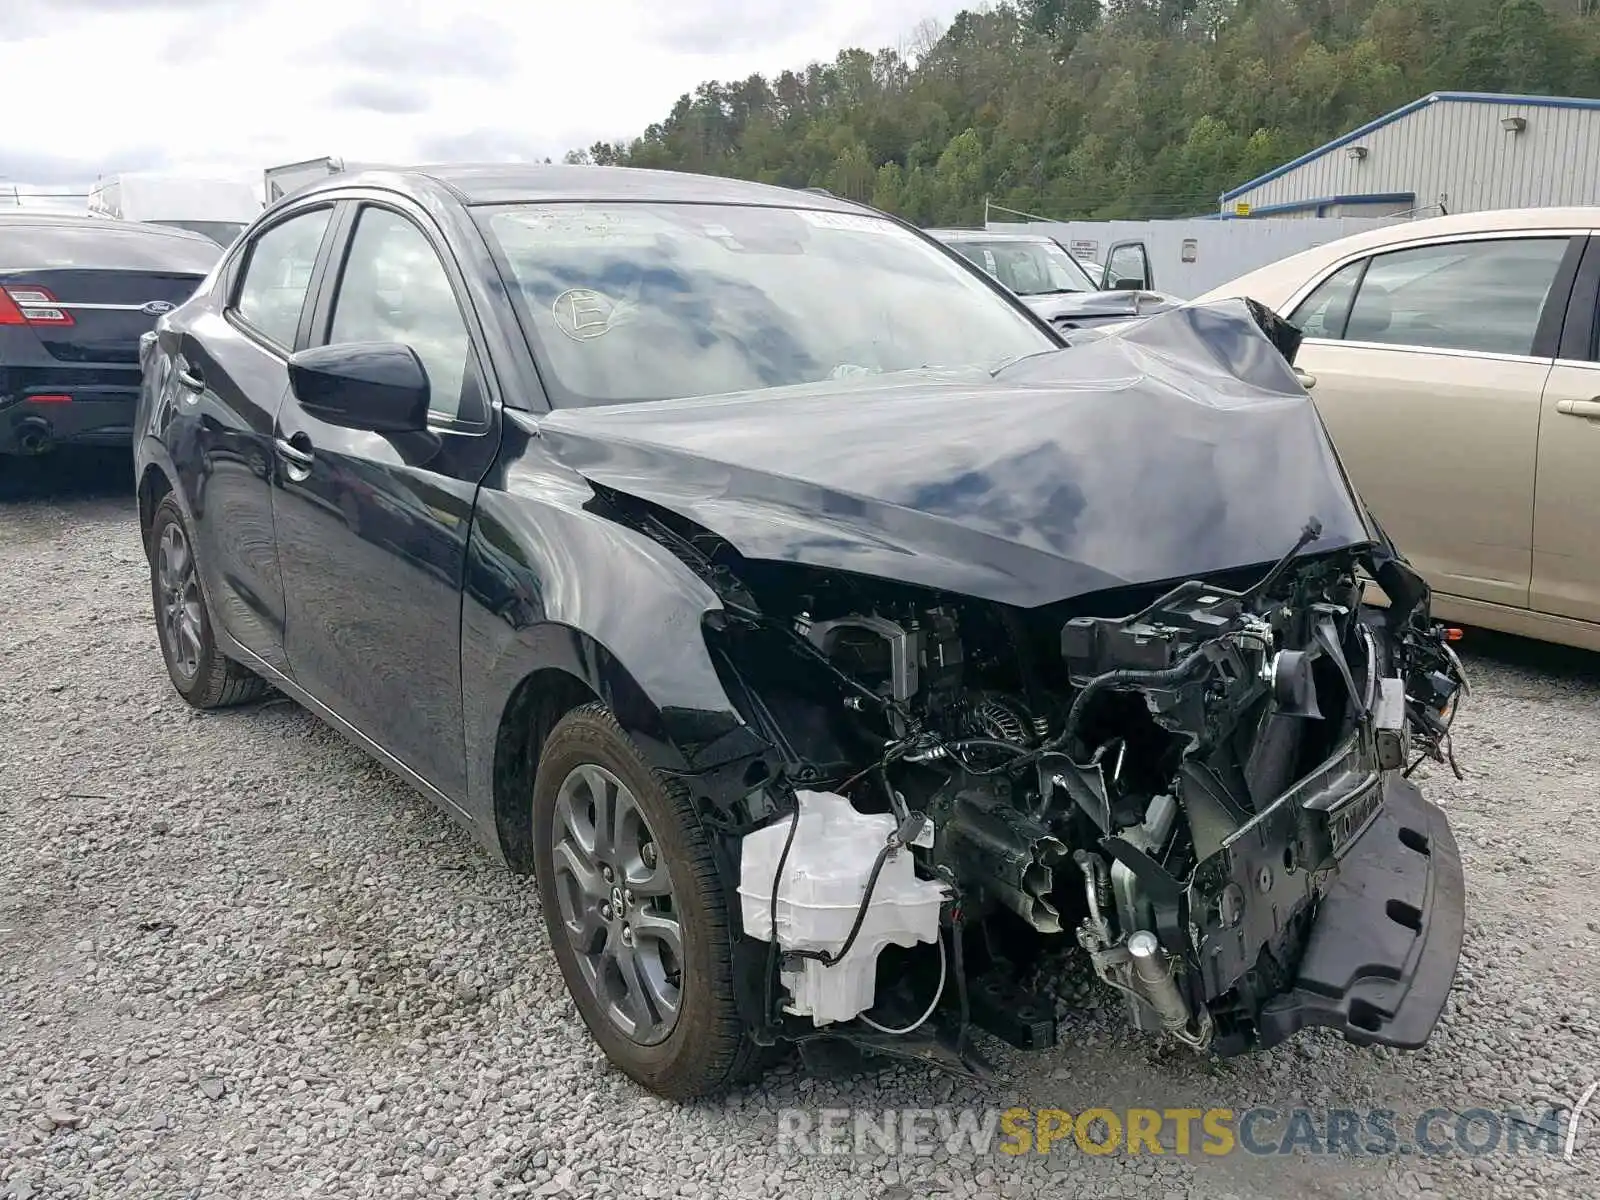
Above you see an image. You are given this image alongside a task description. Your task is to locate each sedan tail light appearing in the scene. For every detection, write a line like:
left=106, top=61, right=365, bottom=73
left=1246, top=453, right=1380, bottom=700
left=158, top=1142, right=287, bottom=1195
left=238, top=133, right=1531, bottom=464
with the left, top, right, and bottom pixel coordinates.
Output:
left=0, top=285, right=75, bottom=326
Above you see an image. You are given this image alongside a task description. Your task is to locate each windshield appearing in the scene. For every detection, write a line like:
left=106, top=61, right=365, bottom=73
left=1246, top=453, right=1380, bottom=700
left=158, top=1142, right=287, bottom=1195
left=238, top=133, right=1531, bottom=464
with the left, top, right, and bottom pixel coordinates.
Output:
left=941, top=237, right=1100, bottom=296
left=477, top=202, right=1054, bottom=407
left=151, top=219, right=246, bottom=247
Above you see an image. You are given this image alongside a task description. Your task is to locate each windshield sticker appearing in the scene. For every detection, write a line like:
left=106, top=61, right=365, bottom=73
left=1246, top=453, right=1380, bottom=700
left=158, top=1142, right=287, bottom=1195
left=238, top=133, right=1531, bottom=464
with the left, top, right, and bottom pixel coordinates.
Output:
left=797, top=209, right=898, bottom=235
left=552, top=289, right=622, bottom=341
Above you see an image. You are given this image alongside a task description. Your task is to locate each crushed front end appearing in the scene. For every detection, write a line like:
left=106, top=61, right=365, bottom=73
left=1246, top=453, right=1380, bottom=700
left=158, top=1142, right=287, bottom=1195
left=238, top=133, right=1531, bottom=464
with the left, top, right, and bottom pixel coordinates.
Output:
left=610, top=494, right=1469, bottom=1077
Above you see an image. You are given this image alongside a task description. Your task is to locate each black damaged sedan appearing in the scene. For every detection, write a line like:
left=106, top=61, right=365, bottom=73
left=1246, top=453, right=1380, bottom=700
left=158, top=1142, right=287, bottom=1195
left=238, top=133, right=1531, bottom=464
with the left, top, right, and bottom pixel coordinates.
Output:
left=133, top=165, right=1468, bottom=1100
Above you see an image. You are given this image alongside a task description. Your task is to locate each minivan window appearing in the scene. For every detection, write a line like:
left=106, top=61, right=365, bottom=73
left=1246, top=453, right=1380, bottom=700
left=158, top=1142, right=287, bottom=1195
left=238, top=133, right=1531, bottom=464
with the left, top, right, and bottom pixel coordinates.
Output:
left=233, top=208, right=332, bottom=348
left=479, top=202, right=1053, bottom=407
left=1337, top=237, right=1570, bottom=357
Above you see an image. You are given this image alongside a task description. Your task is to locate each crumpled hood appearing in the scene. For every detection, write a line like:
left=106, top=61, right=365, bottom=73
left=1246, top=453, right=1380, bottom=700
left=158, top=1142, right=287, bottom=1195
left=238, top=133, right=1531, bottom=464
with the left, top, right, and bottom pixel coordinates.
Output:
left=1023, top=289, right=1186, bottom=327
left=536, top=299, right=1376, bottom=609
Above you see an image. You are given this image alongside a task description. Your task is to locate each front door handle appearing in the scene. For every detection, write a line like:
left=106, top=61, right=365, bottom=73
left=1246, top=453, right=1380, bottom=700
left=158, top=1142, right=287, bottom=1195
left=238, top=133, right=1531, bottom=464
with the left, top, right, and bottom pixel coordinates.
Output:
left=175, top=364, right=204, bottom=392
left=1555, top=397, right=1600, bottom=419
left=1294, top=369, right=1317, bottom=391
left=274, top=435, right=314, bottom=481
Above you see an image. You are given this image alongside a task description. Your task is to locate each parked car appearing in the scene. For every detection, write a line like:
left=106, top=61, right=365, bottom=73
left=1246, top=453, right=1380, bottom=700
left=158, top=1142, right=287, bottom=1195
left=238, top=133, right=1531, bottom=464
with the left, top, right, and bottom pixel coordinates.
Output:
left=1, top=214, right=221, bottom=460
left=1196, top=207, right=1600, bottom=653
left=134, top=164, right=1467, bottom=1101
left=925, top=228, right=1182, bottom=330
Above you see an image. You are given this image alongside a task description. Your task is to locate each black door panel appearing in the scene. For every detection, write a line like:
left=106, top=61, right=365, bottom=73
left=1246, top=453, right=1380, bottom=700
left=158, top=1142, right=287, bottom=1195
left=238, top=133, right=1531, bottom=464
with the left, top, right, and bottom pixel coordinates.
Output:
left=165, top=312, right=292, bottom=671
left=272, top=409, right=498, bottom=794
left=158, top=205, right=339, bottom=675
left=272, top=201, right=499, bottom=796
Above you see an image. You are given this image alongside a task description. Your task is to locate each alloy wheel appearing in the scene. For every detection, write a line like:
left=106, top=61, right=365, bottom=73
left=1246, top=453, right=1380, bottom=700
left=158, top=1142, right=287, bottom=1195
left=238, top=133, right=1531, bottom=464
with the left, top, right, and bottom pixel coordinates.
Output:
left=157, top=522, right=204, bottom=682
left=550, top=762, right=684, bottom=1046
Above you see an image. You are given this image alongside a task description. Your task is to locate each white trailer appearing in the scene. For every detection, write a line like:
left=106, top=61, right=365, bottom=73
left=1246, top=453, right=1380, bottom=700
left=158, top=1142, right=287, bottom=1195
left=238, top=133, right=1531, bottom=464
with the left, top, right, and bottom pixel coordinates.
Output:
left=86, top=172, right=260, bottom=246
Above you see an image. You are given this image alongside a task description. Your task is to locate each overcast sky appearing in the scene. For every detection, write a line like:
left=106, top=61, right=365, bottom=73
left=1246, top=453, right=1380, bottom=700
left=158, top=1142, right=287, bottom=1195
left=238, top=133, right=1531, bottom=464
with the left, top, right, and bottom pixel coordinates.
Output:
left=0, top=0, right=971, bottom=193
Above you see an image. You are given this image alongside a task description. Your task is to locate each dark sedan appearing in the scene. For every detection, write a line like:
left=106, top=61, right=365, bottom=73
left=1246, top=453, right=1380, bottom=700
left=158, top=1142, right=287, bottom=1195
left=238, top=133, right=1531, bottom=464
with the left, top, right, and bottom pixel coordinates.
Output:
left=1, top=214, right=221, bottom=459
left=134, top=165, right=1469, bottom=1101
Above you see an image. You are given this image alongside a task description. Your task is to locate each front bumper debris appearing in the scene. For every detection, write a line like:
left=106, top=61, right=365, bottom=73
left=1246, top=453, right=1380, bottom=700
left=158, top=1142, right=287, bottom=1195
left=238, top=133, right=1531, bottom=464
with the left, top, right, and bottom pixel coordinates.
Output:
left=1255, top=775, right=1465, bottom=1050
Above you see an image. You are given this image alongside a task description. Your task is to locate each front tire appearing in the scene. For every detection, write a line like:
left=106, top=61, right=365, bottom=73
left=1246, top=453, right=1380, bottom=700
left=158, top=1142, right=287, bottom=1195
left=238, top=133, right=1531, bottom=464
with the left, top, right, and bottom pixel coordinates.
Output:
left=146, top=494, right=267, bottom=710
left=532, top=703, right=762, bottom=1099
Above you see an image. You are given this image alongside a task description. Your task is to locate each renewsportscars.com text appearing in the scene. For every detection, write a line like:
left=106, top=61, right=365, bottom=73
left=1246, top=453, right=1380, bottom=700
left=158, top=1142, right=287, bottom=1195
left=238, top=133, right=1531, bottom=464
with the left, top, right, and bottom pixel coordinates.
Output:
left=775, top=1105, right=1573, bottom=1159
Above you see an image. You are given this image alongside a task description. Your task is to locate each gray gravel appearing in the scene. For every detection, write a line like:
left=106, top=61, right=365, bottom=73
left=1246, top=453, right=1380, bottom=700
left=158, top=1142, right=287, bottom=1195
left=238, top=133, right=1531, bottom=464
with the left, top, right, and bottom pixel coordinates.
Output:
left=3, top=467, right=1599, bottom=1199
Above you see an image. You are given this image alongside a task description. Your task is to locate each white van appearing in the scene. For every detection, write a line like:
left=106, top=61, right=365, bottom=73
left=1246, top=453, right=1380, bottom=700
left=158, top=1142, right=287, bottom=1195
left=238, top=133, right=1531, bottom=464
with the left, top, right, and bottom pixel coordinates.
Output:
left=87, top=172, right=260, bottom=246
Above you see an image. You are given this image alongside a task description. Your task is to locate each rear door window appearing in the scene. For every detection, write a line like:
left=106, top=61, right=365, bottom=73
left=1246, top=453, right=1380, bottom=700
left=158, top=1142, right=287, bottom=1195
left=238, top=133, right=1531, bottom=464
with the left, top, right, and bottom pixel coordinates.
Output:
left=232, top=208, right=333, bottom=349
left=1336, top=237, right=1571, bottom=357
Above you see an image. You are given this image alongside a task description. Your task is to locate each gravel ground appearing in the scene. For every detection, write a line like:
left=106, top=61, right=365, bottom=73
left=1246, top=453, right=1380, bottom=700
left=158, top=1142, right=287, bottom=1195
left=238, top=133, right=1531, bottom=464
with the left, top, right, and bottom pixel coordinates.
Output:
left=3, top=457, right=1599, bottom=1200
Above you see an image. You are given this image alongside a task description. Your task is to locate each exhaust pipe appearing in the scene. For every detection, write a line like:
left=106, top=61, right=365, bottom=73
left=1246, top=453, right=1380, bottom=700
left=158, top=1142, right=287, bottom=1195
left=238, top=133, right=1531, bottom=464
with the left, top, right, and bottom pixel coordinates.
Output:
left=15, top=418, right=54, bottom=456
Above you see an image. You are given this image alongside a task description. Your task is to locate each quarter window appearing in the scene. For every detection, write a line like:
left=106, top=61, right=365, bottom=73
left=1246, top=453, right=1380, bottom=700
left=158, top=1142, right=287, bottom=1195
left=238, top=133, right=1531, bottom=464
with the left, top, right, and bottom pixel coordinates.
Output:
left=1329, top=237, right=1569, bottom=357
left=234, top=208, right=332, bottom=348
left=329, top=207, right=476, bottom=423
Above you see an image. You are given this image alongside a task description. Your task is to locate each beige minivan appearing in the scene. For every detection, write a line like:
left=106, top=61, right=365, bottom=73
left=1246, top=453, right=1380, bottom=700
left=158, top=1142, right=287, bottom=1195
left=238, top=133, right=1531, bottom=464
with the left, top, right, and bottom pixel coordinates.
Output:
left=1197, top=208, right=1600, bottom=653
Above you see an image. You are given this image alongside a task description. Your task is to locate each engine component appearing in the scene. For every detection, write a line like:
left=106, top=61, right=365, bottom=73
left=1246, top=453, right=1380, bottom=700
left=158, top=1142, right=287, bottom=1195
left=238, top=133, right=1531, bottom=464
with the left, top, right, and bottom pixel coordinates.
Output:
left=1075, top=854, right=1212, bottom=1050
left=938, top=790, right=1068, bottom=933
left=802, top=615, right=919, bottom=702
left=1110, top=792, right=1179, bottom=1012
left=1372, top=676, right=1408, bottom=770
left=966, top=694, right=1034, bottom=747
left=1127, top=931, right=1193, bottom=1033
left=1265, top=649, right=1323, bottom=719
left=738, top=789, right=948, bottom=1025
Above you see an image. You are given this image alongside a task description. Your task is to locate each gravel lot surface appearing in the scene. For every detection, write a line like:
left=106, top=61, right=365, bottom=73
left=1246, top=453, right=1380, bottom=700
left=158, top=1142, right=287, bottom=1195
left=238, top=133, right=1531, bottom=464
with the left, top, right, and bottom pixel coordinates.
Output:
left=3, top=456, right=1598, bottom=1200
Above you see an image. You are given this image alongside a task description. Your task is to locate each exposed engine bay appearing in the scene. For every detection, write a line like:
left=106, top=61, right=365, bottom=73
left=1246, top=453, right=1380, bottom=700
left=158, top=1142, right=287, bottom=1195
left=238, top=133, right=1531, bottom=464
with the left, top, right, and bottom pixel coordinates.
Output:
left=603, top=489, right=1469, bottom=1078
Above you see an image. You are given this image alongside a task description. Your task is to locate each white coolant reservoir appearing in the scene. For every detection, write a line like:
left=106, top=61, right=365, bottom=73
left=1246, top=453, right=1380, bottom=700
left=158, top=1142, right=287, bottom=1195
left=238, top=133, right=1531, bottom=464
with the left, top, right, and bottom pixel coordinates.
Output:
left=738, top=789, right=948, bottom=1025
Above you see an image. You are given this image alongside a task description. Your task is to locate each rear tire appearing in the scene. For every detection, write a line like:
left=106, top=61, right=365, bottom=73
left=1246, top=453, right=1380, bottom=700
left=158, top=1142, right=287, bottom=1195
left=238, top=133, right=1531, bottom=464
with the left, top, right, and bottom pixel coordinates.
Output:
left=532, top=703, right=764, bottom=1100
left=146, top=494, right=267, bottom=710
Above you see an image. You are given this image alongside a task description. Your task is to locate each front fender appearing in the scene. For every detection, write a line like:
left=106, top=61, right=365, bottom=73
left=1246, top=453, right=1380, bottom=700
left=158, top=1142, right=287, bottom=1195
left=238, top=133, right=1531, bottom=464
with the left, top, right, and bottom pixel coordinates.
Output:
left=460, top=436, right=760, bottom=831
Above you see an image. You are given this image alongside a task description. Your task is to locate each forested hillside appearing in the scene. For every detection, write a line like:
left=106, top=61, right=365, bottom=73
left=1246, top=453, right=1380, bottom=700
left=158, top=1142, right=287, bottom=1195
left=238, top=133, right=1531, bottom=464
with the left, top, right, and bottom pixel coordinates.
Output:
left=572, top=0, right=1600, bottom=224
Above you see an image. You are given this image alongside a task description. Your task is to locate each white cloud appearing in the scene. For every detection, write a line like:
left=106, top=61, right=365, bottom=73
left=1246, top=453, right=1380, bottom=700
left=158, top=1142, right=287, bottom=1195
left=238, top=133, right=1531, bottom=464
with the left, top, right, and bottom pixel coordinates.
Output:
left=0, top=0, right=973, bottom=194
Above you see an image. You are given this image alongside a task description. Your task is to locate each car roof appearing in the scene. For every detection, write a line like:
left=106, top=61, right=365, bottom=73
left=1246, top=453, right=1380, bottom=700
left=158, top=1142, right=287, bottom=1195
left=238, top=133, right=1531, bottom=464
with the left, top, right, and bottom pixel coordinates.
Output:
left=1270, top=206, right=1600, bottom=256
left=298, top=163, right=868, bottom=212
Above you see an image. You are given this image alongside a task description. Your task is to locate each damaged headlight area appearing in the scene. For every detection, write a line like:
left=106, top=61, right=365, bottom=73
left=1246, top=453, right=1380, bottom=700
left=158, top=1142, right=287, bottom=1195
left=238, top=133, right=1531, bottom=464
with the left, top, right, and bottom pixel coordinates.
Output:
left=605, top=493, right=1469, bottom=1081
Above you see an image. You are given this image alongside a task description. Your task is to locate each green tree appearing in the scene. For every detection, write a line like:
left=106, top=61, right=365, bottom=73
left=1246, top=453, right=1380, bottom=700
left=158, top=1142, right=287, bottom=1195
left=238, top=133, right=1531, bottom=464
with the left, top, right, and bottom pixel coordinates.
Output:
left=577, top=0, right=1600, bottom=223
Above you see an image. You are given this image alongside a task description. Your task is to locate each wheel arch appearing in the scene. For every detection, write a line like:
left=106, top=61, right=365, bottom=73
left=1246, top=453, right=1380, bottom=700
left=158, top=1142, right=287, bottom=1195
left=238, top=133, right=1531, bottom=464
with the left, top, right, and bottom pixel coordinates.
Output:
left=137, top=462, right=174, bottom=541
left=485, top=621, right=752, bottom=874
left=135, top=436, right=190, bottom=544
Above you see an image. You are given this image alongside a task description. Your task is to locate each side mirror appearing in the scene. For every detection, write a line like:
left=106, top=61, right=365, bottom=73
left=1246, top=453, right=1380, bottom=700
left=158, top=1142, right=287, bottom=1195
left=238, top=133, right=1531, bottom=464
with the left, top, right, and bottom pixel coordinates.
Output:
left=287, top=342, right=430, bottom=433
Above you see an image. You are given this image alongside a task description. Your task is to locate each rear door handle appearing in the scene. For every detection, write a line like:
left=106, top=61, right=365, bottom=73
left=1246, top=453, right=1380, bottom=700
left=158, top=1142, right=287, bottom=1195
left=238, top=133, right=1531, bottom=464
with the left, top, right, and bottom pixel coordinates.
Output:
left=1555, top=398, right=1600, bottom=419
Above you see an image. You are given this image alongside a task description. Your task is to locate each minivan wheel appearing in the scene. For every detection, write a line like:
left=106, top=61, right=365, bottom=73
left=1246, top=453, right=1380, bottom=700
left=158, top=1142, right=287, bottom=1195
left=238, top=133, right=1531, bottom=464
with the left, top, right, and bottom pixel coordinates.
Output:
left=146, top=495, right=267, bottom=709
left=532, top=703, right=763, bottom=1099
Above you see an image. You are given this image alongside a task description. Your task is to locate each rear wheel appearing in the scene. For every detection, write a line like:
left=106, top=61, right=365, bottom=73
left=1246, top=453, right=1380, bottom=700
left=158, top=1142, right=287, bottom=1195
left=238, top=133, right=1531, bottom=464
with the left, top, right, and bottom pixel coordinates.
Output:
left=532, top=704, right=763, bottom=1099
left=147, top=494, right=267, bottom=709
